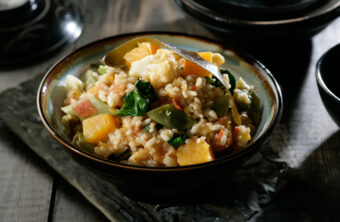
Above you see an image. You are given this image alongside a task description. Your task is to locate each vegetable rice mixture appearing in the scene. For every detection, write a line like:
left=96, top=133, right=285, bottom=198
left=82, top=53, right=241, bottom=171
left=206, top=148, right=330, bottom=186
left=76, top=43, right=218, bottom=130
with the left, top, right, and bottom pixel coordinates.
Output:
left=61, top=41, right=261, bottom=167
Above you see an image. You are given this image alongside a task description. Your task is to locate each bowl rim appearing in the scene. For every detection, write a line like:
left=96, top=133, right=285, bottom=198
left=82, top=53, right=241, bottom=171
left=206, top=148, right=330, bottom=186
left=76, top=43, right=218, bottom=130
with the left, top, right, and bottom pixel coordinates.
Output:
left=177, top=0, right=340, bottom=26
left=37, top=31, right=283, bottom=172
left=316, top=43, right=340, bottom=103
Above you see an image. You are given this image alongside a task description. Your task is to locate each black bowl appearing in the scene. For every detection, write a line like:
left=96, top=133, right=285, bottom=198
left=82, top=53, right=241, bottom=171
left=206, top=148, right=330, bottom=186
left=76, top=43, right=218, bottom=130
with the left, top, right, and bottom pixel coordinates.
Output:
left=316, top=43, right=340, bottom=127
left=175, top=0, right=340, bottom=37
left=37, top=32, right=283, bottom=201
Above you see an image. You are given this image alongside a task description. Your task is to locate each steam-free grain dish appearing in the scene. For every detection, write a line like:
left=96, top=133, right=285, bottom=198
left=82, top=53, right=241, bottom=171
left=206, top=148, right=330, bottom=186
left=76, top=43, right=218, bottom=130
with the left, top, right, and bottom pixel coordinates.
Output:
left=61, top=41, right=261, bottom=167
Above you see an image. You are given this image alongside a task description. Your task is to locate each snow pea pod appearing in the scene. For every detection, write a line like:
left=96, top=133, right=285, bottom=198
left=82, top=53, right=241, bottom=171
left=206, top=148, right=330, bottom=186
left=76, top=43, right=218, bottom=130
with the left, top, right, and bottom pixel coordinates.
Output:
left=147, top=104, right=196, bottom=130
left=211, top=94, right=231, bottom=118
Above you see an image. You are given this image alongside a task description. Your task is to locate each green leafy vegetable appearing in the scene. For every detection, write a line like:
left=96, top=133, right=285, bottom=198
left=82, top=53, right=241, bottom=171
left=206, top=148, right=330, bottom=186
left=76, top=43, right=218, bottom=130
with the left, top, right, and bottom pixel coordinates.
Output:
left=147, top=104, right=196, bottom=130
left=115, top=90, right=147, bottom=116
left=168, top=133, right=188, bottom=148
left=115, top=80, right=158, bottom=116
left=135, top=80, right=158, bottom=103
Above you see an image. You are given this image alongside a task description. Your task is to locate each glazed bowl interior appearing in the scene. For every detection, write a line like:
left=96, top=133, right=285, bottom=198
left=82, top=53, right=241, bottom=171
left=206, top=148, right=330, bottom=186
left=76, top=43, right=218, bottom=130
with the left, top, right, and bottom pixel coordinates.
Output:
left=38, top=32, right=282, bottom=170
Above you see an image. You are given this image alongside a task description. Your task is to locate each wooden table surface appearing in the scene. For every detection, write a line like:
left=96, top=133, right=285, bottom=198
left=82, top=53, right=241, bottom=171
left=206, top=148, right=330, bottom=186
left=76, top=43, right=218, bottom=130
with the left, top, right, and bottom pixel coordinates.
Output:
left=1, top=0, right=339, bottom=221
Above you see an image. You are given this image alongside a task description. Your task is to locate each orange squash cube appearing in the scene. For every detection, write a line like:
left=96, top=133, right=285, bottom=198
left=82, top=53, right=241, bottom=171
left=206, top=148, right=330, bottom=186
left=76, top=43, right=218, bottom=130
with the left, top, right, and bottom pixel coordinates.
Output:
left=183, top=52, right=224, bottom=77
left=83, top=114, right=117, bottom=144
left=123, top=42, right=160, bottom=67
left=176, top=139, right=215, bottom=166
left=198, top=52, right=214, bottom=63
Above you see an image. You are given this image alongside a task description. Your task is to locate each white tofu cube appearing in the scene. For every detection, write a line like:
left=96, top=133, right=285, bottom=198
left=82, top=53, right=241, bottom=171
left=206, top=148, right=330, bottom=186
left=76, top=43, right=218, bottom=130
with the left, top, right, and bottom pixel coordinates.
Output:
left=129, top=49, right=179, bottom=88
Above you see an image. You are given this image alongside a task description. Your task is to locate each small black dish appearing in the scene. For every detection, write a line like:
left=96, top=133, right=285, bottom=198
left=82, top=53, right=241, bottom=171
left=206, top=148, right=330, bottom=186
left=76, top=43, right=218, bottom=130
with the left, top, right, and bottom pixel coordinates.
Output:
left=175, top=0, right=340, bottom=37
left=316, top=43, right=340, bottom=127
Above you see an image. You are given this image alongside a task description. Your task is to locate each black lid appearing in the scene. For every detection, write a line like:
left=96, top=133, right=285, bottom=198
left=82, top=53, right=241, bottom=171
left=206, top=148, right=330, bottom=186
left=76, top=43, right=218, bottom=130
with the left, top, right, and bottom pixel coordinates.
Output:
left=0, top=0, right=83, bottom=67
left=176, top=0, right=340, bottom=36
left=194, top=0, right=327, bottom=20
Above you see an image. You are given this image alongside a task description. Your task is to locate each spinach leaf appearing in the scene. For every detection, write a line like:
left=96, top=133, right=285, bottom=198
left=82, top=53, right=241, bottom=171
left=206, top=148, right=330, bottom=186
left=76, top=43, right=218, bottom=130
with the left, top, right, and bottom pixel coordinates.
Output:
left=135, top=80, right=158, bottom=103
left=115, top=90, right=147, bottom=116
left=115, top=80, right=158, bottom=116
left=168, top=133, right=188, bottom=148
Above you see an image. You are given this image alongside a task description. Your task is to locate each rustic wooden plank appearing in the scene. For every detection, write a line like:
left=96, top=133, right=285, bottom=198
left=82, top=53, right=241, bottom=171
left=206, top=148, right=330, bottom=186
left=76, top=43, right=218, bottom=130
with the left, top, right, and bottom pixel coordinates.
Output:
left=51, top=176, right=109, bottom=222
left=0, top=121, right=54, bottom=222
left=258, top=130, right=340, bottom=222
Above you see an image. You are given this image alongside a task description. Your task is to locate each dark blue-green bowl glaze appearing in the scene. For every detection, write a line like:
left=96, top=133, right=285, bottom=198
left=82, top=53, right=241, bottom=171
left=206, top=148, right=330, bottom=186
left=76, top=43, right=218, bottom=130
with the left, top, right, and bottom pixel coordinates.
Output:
left=37, top=32, right=283, bottom=200
left=316, top=43, right=340, bottom=127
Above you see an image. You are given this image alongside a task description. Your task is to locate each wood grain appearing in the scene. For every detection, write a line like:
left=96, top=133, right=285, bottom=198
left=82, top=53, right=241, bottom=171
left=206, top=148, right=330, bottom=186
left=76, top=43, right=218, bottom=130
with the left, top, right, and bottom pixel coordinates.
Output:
left=51, top=177, right=109, bottom=222
left=0, top=121, right=53, bottom=222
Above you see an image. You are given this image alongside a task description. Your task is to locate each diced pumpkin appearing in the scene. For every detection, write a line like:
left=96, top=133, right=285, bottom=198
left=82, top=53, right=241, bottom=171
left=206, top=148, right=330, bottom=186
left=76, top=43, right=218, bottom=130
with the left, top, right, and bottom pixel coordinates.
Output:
left=123, top=42, right=160, bottom=68
left=176, top=139, right=215, bottom=166
left=183, top=52, right=225, bottom=77
left=82, top=114, right=117, bottom=144
left=198, top=52, right=214, bottom=63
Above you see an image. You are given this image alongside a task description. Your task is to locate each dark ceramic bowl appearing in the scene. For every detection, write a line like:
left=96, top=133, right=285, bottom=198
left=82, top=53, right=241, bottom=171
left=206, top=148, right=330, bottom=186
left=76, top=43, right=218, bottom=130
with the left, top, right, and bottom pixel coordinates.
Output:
left=175, top=0, right=340, bottom=37
left=316, top=43, right=340, bottom=127
left=37, top=32, right=282, bottom=201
